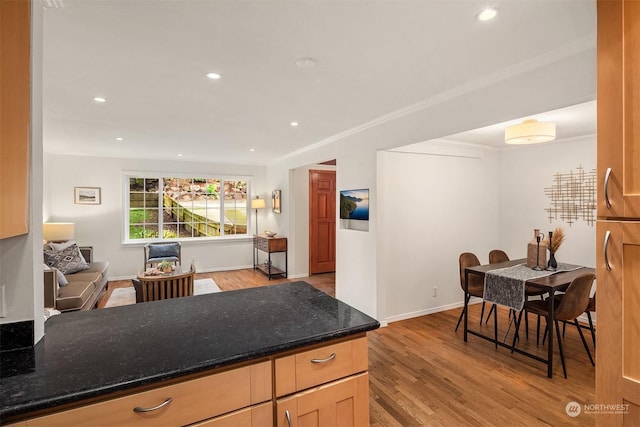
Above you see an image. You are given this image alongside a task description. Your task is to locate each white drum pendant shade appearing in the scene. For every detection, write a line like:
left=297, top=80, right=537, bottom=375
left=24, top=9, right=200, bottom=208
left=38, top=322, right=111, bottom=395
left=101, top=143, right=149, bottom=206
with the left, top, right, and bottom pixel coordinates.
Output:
left=505, top=119, right=556, bottom=144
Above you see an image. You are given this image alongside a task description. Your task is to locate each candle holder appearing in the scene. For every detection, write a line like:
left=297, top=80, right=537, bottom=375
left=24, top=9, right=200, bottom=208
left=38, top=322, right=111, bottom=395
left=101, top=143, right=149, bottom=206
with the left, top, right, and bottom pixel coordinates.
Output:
left=532, top=232, right=545, bottom=271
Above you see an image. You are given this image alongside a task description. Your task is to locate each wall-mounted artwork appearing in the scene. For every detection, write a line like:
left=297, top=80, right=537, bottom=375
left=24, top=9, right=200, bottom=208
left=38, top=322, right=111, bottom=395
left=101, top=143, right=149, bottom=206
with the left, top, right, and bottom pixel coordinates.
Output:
left=340, top=189, right=369, bottom=221
left=544, top=165, right=596, bottom=226
left=74, top=187, right=101, bottom=205
left=272, top=189, right=281, bottom=214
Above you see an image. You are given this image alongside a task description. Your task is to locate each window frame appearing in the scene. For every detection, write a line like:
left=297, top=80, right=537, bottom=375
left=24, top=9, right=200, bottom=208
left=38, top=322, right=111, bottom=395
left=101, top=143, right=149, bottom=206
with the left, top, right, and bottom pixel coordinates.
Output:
left=122, top=171, right=253, bottom=244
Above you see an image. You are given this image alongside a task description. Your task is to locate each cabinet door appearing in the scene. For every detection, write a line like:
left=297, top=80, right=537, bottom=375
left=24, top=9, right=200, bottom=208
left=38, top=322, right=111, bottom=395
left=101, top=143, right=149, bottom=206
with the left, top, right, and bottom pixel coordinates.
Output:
left=192, top=402, right=272, bottom=427
left=0, top=0, right=30, bottom=238
left=596, top=221, right=640, bottom=426
left=276, top=373, right=369, bottom=427
left=597, top=0, right=640, bottom=219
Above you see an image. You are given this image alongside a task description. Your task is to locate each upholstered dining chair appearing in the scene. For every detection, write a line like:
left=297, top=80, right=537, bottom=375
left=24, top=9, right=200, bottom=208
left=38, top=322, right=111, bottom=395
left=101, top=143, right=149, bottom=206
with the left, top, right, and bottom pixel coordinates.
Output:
left=512, top=272, right=596, bottom=378
left=556, top=290, right=596, bottom=351
left=456, top=252, right=496, bottom=332
left=144, top=241, right=182, bottom=271
left=488, top=249, right=509, bottom=264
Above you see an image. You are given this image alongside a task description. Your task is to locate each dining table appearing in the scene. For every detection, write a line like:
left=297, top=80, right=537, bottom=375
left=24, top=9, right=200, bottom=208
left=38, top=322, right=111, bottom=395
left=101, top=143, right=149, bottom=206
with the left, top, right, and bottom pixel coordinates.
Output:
left=463, top=258, right=595, bottom=378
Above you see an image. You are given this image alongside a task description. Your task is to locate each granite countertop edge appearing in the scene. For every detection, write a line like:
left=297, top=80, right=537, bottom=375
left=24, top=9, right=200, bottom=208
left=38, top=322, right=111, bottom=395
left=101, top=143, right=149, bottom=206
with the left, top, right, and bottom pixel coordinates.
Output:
left=0, top=282, right=380, bottom=421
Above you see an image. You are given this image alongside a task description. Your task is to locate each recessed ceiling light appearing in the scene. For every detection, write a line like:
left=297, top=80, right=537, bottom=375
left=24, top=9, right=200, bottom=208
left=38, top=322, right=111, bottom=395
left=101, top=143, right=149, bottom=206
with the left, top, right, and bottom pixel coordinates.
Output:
left=116, top=137, right=123, bottom=141
left=249, top=148, right=256, bottom=152
left=206, top=72, right=222, bottom=80
left=177, top=153, right=183, bottom=157
left=93, top=97, right=106, bottom=103
left=477, top=7, right=497, bottom=22
left=290, top=121, right=299, bottom=127
left=295, top=58, right=316, bottom=69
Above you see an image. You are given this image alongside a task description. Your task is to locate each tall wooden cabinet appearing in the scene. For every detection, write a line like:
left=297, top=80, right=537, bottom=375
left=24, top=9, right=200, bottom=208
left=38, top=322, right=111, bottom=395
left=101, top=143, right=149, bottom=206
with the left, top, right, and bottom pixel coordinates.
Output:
left=0, top=0, right=30, bottom=239
left=596, top=0, right=640, bottom=425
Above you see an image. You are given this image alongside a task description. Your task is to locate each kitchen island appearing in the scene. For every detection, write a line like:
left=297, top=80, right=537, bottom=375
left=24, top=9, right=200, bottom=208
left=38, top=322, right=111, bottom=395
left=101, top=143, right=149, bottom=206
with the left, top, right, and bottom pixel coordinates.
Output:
left=0, top=281, right=379, bottom=426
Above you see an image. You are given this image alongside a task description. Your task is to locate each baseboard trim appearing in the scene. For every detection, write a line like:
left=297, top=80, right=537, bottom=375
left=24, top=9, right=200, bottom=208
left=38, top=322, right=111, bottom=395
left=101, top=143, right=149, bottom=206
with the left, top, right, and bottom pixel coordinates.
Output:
left=385, top=298, right=483, bottom=324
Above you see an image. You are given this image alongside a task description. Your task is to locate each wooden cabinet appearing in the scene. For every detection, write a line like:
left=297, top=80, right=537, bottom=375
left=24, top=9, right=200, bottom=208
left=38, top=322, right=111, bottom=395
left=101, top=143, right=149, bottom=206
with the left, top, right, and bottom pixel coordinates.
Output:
left=597, top=1, right=640, bottom=425
left=0, top=0, right=30, bottom=239
left=253, top=235, right=287, bottom=279
left=274, top=337, right=370, bottom=427
left=26, top=361, right=272, bottom=427
left=16, top=336, right=372, bottom=427
left=597, top=0, right=640, bottom=219
left=275, top=373, right=369, bottom=427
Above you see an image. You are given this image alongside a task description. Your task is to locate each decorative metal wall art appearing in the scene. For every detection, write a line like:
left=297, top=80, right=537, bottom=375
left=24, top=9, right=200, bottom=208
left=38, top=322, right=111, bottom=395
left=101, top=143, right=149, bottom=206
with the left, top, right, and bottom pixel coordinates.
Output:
left=544, top=165, right=596, bottom=226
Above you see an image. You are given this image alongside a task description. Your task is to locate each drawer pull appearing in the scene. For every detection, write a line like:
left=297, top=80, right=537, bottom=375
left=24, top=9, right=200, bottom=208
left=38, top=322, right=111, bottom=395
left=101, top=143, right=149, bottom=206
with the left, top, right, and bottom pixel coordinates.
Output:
left=604, top=167, right=612, bottom=209
left=133, top=397, right=173, bottom=413
left=285, top=409, right=292, bottom=427
left=311, top=353, right=336, bottom=363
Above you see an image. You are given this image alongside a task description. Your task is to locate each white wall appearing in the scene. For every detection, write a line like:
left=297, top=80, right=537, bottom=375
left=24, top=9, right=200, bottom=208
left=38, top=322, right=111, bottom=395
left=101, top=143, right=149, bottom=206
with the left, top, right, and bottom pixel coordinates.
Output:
left=499, top=135, right=596, bottom=267
left=378, top=146, right=501, bottom=322
left=45, top=153, right=267, bottom=278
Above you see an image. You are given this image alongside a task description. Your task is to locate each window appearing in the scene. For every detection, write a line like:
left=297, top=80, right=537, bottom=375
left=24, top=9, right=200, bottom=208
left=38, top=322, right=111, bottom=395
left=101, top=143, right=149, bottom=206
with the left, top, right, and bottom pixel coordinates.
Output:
left=126, top=175, right=249, bottom=241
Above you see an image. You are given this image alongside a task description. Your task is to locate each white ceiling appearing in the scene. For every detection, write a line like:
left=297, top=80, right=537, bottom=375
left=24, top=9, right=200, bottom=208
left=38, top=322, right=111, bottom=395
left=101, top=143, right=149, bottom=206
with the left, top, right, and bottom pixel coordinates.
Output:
left=42, top=0, right=597, bottom=165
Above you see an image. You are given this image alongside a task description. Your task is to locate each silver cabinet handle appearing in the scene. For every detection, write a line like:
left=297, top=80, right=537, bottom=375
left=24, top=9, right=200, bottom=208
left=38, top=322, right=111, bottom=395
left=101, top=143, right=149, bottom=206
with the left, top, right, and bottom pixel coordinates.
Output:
left=285, top=409, right=292, bottom=427
left=311, top=353, right=336, bottom=363
left=133, top=397, right=173, bottom=413
left=604, top=230, right=612, bottom=271
left=604, top=167, right=612, bottom=209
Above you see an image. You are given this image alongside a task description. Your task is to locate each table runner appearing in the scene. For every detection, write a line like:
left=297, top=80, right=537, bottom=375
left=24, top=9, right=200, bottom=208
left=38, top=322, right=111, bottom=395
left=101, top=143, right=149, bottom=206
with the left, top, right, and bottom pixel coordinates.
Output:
left=483, top=263, right=582, bottom=311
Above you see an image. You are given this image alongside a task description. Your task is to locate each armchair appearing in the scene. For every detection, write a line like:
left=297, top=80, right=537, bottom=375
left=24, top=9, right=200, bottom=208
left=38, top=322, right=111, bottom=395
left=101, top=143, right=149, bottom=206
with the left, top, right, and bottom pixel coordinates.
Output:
left=144, top=242, right=181, bottom=271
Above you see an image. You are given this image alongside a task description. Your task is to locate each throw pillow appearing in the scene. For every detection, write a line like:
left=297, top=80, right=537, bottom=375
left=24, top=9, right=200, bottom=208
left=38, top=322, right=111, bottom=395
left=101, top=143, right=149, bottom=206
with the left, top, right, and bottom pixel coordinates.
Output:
left=53, top=267, right=68, bottom=287
left=44, top=243, right=89, bottom=275
left=48, top=239, right=77, bottom=252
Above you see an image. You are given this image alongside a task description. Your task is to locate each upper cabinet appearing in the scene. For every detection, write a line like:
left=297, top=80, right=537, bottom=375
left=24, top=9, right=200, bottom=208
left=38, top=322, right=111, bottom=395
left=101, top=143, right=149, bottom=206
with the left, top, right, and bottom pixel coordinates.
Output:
left=0, top=0, right=30, bottom=239
left=597, top=0, right=640, bottom=220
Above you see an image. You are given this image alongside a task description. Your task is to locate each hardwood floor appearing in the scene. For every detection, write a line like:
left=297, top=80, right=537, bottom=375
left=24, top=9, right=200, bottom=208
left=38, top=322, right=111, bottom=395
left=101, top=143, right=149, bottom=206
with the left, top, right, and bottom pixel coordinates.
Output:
left=99, top=271, right=595, bottom=426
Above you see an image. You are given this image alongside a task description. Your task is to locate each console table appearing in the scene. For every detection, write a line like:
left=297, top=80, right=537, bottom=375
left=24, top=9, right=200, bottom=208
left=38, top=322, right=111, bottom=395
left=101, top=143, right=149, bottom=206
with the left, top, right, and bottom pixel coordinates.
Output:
left=253, top=235, right=287, bottom=280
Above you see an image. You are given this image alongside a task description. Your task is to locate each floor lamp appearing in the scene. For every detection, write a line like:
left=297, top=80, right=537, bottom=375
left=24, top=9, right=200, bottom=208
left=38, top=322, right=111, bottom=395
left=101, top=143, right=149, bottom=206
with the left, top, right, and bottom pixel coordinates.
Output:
left=251, top=197, right=265, bottom=235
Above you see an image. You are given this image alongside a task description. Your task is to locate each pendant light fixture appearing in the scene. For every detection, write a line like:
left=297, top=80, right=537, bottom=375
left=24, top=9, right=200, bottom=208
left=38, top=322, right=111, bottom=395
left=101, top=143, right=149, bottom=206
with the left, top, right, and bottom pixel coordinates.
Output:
left=505, top=119, right=556, bottom=145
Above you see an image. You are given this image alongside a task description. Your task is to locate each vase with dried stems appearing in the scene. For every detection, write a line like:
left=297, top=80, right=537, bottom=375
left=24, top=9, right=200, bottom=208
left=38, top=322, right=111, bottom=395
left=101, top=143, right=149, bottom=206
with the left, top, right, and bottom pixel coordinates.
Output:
left=547, top=227, right=565, bottom=271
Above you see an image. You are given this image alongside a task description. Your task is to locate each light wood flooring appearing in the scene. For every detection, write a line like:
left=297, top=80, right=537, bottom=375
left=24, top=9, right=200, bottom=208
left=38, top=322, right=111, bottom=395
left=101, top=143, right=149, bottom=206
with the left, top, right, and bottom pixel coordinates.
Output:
left=99, top=270, right=595, bottom=426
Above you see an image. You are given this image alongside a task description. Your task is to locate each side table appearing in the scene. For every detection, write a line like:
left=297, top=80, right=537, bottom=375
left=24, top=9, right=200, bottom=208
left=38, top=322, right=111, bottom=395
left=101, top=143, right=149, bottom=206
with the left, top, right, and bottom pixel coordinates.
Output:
left=253, top=235, right=287, bottom=280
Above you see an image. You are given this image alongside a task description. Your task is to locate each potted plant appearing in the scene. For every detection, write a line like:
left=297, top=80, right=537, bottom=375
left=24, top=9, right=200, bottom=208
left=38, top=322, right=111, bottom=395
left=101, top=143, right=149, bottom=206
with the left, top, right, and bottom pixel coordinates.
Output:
left=157, top=260, right=174, bottom=273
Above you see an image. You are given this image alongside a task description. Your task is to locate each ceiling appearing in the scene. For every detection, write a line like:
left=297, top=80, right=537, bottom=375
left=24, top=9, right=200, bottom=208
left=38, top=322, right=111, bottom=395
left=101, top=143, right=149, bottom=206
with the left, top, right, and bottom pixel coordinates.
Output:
left=42, top=0, right=597, bottom=165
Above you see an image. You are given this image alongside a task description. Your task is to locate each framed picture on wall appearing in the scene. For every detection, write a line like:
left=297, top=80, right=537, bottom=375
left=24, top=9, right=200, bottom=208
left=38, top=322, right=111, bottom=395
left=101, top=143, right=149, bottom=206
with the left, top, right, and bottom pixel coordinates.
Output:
left=272, top=189, right=281, bottom=214
left=74, top=187, right=101, bottom=205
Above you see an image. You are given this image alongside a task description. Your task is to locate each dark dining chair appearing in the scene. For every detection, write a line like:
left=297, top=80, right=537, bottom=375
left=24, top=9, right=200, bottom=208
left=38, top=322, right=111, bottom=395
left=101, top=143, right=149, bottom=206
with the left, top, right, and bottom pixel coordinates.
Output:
left=512, top=272, right=596, bottom=378
left=456, top=252, right=496, bottom=332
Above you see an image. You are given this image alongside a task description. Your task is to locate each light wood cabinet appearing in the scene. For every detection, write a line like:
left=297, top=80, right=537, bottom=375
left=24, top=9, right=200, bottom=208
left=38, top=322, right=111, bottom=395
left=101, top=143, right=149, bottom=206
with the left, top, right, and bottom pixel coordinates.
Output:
left=275, top=373, right=369, bottom=427
left=274, top=337, right=369, bottom=427
left=16, top=336, right=372, bottom=427
left=597, top=1, right=640, bottom=425
left=0, top=0, right=30, bottom=239
left=26, top=361, right=272, bottom=427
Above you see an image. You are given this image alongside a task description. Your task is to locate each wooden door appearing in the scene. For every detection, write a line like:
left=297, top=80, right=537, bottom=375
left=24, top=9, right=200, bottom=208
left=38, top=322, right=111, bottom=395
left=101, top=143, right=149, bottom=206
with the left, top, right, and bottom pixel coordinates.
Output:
left=596, top=221, right=640, bottom=426
left=309, top=170, right=335, bottom=274
left=276, top=373, right=369, bottom=427
left=597, top=0, right=640, bottom=219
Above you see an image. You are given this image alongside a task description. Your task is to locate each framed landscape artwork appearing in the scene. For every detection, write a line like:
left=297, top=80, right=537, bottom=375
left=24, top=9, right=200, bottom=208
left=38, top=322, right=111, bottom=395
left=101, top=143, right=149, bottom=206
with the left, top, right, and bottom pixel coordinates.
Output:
left=74, top=187, right=101, bottom=205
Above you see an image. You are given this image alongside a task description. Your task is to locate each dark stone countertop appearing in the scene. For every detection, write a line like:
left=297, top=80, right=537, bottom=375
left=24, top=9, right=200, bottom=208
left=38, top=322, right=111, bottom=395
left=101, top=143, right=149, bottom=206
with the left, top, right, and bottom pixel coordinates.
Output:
left=0, top=281, right=379, bottom=421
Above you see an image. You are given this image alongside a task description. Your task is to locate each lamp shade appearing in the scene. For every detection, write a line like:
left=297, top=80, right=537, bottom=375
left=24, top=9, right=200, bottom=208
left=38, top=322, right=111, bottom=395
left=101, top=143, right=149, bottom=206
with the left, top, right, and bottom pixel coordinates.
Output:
left=251, top=198, right=266, bottom=209
left=505, top=119, right=556, bottom=145
left=43, top=222, right=75, bottom=242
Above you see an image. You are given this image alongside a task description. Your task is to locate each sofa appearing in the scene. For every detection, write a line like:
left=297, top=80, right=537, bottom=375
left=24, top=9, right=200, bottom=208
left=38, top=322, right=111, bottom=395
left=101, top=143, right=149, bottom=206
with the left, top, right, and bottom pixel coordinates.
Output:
left=44, top=246, right=109, bottom=312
